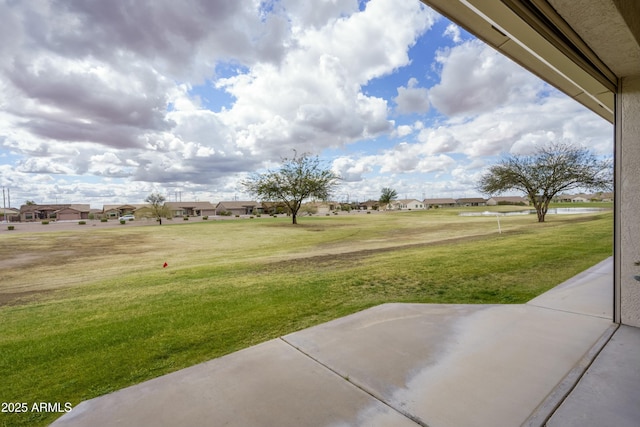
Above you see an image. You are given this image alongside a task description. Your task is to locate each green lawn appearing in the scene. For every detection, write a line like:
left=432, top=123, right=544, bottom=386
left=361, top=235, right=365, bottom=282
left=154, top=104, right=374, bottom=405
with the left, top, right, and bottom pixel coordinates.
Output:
left=0, top=208, right=612, bottom=427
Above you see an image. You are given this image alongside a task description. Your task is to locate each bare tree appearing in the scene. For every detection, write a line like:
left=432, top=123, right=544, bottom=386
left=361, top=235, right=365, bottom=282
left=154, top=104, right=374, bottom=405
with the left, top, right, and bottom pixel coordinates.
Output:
left=145, top=193, right=168, bottom=225
left=242, top=153, right=340, bottom=225
left=478, top=142, right=612, bottom=222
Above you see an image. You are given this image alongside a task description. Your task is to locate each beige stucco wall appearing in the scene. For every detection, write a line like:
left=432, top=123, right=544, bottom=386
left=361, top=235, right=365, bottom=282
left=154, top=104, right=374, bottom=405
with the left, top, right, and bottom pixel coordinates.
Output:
left=618, top=74, right=640, bottom=327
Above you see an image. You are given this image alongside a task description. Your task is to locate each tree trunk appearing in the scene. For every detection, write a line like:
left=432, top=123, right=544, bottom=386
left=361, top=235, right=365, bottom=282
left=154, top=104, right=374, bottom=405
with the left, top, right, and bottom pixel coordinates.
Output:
left=534, top=199, right=552, bottom=222
left=534, top=201, right=546, bottom=222
left=292, top=213, right=297, bottom=224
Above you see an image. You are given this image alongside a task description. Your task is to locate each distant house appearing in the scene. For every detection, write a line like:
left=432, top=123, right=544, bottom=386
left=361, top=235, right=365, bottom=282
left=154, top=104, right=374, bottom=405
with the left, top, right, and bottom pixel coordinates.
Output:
left=358, top=200, right=380, bottom=211
left=555, top=194, right=571, bottom=203
left=486, top=196, right=529, bottom=206
left=19, top=204, right=90, bottom=222
left=215, top=201, right=261, bottom=216
left=570, top=194, right=591, bottom=203
left=56, top=206, right=91, bottom=221
left=424, top=198, right=457, bottom=209
left=389, top=199, right=425, bottom=210
left=456, top=198, right=487, bottom=207
left=1, top=207, right=20, bottom=222
left=590, top=192, right=614, bottom=202
left=302, top=201, right=337, bottom=215
left=556, top=193, right=602, bottom=203
left=165, top=201, right=216, bottom=217
left=103, top=204, right=138, bottom=219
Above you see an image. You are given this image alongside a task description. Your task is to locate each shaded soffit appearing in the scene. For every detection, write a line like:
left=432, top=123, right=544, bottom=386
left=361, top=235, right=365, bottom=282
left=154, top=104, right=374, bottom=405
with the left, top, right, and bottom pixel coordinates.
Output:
left=420, top=0, right=626, bottom=123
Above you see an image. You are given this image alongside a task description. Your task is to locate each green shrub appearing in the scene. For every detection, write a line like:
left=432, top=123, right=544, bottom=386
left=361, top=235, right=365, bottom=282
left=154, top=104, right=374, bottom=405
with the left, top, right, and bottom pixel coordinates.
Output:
left=203, top=216, right=208, bottom=220
left=78, top=221, right=86, bottom=225
left=235, top=215, right=240, bottom=218
left=183, top=216, right=189, bottom=221
left=120, top=220, right=126, bottom=225
left=7, top=225, right=14, bottom=230
left=100, top=218, right=108, bottom=222
left=41, top=220, right=49, bottom=225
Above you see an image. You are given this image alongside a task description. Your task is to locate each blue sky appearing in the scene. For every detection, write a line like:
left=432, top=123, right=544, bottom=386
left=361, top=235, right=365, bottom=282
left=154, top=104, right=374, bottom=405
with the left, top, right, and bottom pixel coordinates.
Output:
left=0, top=0, right=612, bottom=208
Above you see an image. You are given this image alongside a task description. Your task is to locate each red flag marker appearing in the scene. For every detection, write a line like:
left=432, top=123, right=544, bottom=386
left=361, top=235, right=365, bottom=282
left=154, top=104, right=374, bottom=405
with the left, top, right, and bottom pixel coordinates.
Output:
left=163, top=262, right=168, bottom=268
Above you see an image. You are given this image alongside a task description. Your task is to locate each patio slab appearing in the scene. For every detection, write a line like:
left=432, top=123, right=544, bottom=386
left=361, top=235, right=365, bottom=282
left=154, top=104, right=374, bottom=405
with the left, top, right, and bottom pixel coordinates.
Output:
left=547, top=325, right=640, bottom=427
left=284, top=303, right=613, bottom=427
left=51, top=258, right=622, bottom=427
left=50, top=339, right=420, bottom=427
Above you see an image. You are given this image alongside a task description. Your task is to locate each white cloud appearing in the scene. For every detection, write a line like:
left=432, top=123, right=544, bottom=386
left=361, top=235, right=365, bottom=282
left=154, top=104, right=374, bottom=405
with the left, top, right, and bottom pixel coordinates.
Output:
left=416, top=91, right=612, bottom=160
left=429, top=40, right=544, bottom=117
left=332, top=156, right=373, bottom=182
left=280, top=0, right=360, bottom=29
left=443, top=23, right=462, bottom=43
left=212, top=0, right=436, bottom=157
left=396, top=125, right=414, bottom=137
left=394, top=78, right=430, bottom=114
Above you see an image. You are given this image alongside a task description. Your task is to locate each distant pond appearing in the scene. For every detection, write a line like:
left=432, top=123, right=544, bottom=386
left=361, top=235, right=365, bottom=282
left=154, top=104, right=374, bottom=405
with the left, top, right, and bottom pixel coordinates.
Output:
left=459, top=207, right=611, bottom=217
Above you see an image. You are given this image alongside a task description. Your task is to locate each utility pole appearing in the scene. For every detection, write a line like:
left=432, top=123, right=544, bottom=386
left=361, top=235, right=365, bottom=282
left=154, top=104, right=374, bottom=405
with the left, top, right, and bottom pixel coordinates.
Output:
left=2, top=187, right=6, bottom=223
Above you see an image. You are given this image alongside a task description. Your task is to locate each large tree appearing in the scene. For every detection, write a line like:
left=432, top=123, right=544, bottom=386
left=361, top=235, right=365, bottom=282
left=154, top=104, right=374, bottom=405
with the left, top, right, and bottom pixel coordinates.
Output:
left=379, top=187, right=398, bottom=209
left=478, top=142, right=612, bottom=222
left=242, top=153, right=340, bottom=225
left=145, top=192, right=168, bottom=225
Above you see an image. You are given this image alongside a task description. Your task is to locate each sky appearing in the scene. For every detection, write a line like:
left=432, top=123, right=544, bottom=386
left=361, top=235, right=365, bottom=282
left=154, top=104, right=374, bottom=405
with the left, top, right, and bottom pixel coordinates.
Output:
left=0, top=0, right=613, bottom=208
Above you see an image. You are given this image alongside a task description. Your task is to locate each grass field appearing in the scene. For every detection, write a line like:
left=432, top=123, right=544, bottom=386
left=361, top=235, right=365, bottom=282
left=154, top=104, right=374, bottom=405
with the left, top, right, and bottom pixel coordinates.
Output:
left=0, top=206, right=613, bottom=427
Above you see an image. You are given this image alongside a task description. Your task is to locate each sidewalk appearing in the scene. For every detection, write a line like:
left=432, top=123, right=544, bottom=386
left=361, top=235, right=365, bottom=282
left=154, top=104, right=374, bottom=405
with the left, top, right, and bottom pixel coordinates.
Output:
left=51, top=257, right=639, bottom=426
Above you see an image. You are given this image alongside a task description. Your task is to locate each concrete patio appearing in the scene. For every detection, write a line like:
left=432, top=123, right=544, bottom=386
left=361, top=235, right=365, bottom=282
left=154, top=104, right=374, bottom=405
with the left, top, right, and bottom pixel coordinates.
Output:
left=51, top=257, right=640, bottom=426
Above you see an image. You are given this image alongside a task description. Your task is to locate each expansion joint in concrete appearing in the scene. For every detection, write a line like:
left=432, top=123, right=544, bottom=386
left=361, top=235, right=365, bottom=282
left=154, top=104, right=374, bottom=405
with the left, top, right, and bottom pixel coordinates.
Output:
left=525, top=303, right=612, bottom=320
left=279, top=336, right=430, bottom=427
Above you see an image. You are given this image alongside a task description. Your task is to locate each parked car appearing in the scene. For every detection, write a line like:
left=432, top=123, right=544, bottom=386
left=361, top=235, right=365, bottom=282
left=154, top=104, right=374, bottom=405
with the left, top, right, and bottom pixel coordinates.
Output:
left=118, top=214, right=135, bottom=221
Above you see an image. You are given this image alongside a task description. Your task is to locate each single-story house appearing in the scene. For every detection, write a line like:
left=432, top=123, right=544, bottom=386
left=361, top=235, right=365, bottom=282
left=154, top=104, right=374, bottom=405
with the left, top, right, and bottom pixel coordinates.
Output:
left=590, top=192, right=614, bottom=202
left=358, top=200, right=380, bottom=211
left=102, top=204, right=138, bottom=219
left=424, top=198, right=457, bottom=209
left=89, top=208, right=104, bottom=219
left=165, top=201, right=217, bottom=217
left=302, top=202, right=337, bottom=215
left=389, top=199, right=425, bottom=210
left=1, top=207, right=21, bottom=222
left=56, top=206, right=91, bottom=221
left=555, top=194, right=573, bottom=203
left=570, top=194, right=591, bottom=203
left=215, top=201, right=261, bottom=216
left=456, top=198, right=487, bottom=207
left=486, top=196, right=529, bottom=206
left=19, top=204, right=90, bottom=222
